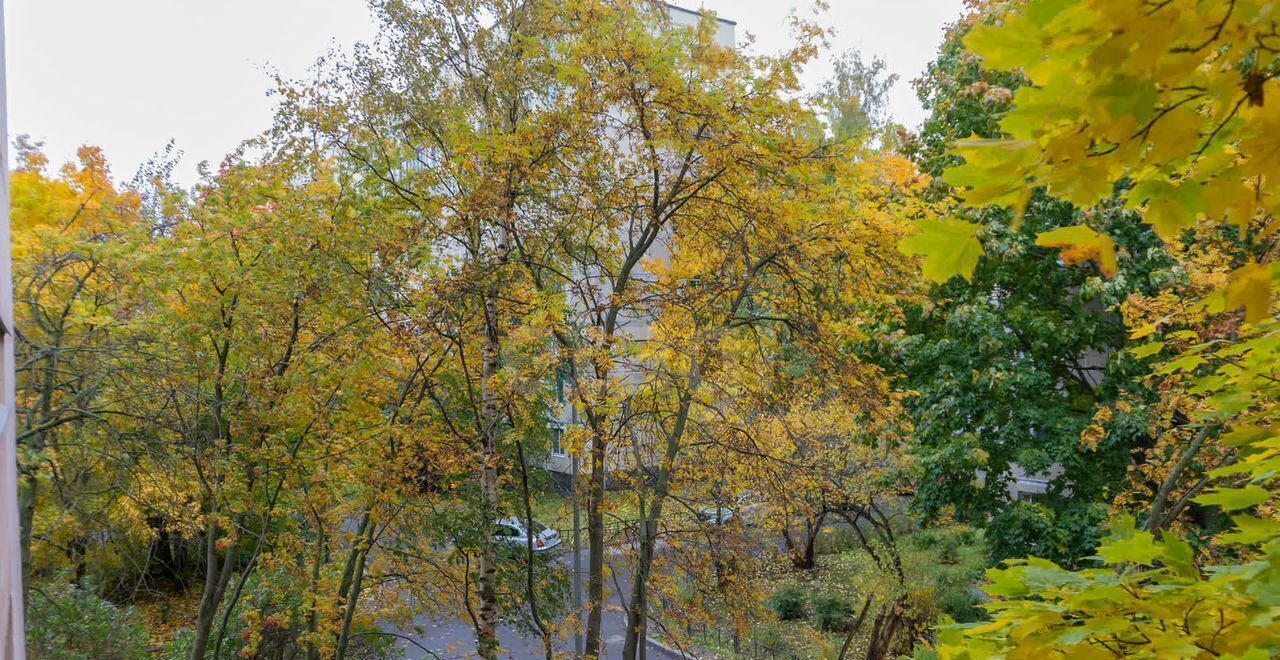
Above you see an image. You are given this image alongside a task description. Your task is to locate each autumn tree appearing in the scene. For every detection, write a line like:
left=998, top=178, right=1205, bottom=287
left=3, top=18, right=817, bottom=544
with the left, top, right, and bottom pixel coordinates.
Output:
left=9, top=129, right=429, bottom=658
left=131, top=144, right=417, bottom=659
left=817, top=49, right=900, bottom=145
left=278, top=1, right=592, bottom=656
left=10, top=141, right=149, bottom=592
left=465, top=6, right=921, bottom=656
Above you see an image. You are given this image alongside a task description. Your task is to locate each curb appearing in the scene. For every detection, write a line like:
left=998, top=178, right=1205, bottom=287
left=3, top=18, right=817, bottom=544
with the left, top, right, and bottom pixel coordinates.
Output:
left=647, top=635, right=697, bottom=659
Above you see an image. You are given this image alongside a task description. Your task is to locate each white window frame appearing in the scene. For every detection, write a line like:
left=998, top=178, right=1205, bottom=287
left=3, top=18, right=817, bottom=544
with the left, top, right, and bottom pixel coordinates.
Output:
left=549, top=422, right=567, bottom=457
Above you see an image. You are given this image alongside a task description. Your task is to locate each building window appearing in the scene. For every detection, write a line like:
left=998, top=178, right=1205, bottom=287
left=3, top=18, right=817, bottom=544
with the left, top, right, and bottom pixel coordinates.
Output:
left=550, top=424, right=566, bottom=457
left=553, top=362, right=569, bottom=405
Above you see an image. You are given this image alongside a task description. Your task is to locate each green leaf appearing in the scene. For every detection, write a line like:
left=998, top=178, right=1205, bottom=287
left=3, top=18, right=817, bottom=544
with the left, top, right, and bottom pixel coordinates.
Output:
left=1160, top=532, right=1197, bottom=578
left=966, top=618, right=1013, bottom=635
left=1128, top=180, right=1201, bottom=241
left=943, top=138, right=1040, bottom=213
left=1156, top=354, right=1206, bottom=375
left=1097, top=530, right=1162, bottom=566
left=1130, top=322, right=1162, bottom=340
left=1129, top=341, right=1165, bottom=358
left=964, top=22, right=1045, bottom=72
left=1194, top=485, right=1272, bottom=512
left=984, top=564, right=1033, bottom=599
left=898, top=218, right=984, bottom=284
left=1218, top=514, right=1280, bottom=545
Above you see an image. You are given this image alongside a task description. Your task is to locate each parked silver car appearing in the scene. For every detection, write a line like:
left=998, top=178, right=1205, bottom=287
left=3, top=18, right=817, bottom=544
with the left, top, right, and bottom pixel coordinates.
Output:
left=696, top=492, right=763, bottom=526
left=494, top=517, right=562, bottom=552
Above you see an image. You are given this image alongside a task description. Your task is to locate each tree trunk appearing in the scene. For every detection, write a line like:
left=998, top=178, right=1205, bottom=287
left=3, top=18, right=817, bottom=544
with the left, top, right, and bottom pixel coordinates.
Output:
left=17, top=475, right=34, bottom=602
left=837, top=596, right=875, bottom=660
left=622, top=373, right=697, bottom=660
left=190, top=523, right=237, bottom=660
left=622, top=506, right=661, bottom=660
left=865, top=598, right=905, bottom=660
left=1146, top=425, right=1215, bottom=532
left=17, top=345, right=58, bottom=601
left=305, top=521, right=327, bottom=660
left=515, top=440, right=554, bottom=660
left=786, top=511, right=824, bottom=570
left=476, top=441, right=500, bottom=659
left=475, top=224, right=511, bottom=659
left=336, top=519, right=375, bottom=659
left=584, top=428, right=606, bottom=658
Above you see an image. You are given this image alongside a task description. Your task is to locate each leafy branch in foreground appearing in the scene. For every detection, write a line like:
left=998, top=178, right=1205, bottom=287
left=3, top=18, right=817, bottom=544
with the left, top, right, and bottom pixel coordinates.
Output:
left=908, top=0, right=1280, bottom=656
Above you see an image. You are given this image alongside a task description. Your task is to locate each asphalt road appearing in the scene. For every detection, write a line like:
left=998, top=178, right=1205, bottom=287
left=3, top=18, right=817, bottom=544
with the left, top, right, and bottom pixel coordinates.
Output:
left=393, top=546, right=647, bottom=660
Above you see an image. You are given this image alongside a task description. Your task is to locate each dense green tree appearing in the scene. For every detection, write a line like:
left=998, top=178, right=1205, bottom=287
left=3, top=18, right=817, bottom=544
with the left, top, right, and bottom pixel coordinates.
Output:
left=891, top=2, right=1172, bottom=565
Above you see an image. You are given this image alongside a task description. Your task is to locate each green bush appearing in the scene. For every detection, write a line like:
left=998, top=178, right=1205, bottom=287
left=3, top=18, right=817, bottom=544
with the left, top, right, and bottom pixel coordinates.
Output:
left=907, top=524, right=979, bottom=561
left=906, top=527, right=941, bottom=551
left=766, top=583, right=807, bottom=621
left=27, top=578, right=149, bottom=660
left=937, top=588, right=982, bottom=623
left=986, top=501, right=1060, bottom=564
left=987, top=501, right=1105, bottom=568
left=899, top=524, right=988, bottom=628
left=811, top=595, right=854, bottom=632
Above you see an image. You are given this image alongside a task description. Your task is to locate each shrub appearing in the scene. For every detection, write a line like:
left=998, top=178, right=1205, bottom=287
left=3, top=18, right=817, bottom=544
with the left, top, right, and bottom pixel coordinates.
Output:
left=161, top=572, right=276, bottom=660
left=898, top=524, right=988, bottom=629
left=951, top=527, right=977, bottom=545
left=163, top=570, right=404, bottom=660
left=812, top=595, right=855, bottom=632
left=938, top=588, right=982, bottom=623
left=908, top=524, right=980, bottom=561
left=766, top=583, right=807, bottom=621
left=986, top=501, right=1061, bottom=565
left=906, top=527, right=942, bottom=551
left=26, top=578, right=150, bottom=660
left=987, top=501, right=1105, bottom=568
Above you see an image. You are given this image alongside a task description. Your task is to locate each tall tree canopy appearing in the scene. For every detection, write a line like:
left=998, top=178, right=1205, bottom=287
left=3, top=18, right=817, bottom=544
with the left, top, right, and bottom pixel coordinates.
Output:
left=892, top=1, right=1173, bottom=566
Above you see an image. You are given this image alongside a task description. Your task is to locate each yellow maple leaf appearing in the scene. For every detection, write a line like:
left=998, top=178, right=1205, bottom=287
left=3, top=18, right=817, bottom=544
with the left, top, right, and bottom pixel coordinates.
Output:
left=1035, top=225, right=1119, bottom=277
left=1224, top=262, right=1274, bottom=324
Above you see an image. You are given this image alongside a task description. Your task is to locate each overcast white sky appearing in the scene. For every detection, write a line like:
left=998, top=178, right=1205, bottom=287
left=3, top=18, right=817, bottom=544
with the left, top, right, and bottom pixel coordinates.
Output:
left=6, top=0, right=964, bottom=185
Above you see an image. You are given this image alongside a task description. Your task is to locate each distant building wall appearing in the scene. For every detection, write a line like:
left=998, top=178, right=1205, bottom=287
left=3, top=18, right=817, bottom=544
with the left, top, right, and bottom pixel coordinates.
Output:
left=544, top=3, right=735, bottom=477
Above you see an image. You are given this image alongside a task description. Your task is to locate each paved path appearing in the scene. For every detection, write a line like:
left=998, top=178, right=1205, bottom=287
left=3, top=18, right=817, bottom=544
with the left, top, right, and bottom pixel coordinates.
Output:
left=393, top=547, right=648, bottom=659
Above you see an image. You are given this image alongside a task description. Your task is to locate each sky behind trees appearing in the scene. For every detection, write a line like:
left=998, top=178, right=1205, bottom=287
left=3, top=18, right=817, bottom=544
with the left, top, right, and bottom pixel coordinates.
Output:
left=7, top=0, right=963, bottom=185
